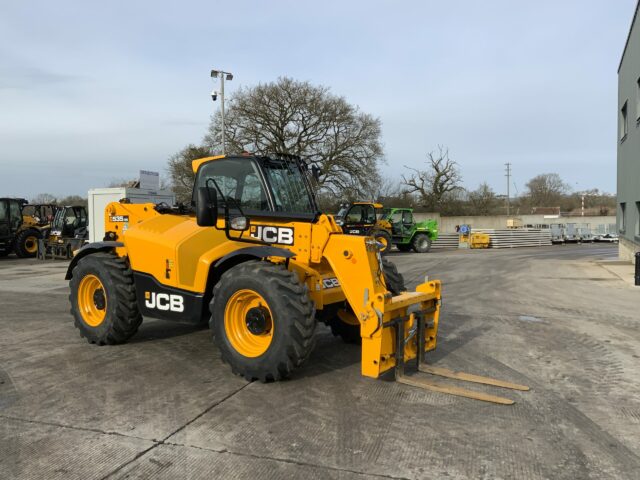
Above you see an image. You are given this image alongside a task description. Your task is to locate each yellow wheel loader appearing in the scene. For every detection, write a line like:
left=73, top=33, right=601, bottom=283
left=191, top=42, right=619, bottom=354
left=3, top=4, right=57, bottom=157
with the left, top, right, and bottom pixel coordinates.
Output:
left=66, top=154, right=527, bottom=404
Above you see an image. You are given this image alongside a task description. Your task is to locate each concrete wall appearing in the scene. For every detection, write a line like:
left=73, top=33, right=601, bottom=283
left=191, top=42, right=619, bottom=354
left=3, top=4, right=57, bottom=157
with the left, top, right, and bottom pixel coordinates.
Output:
left=413, top=213, right=617, bottom=233
left=619, top=236, right=640, bottom=263
left=618, top=3, right=640, bottom=258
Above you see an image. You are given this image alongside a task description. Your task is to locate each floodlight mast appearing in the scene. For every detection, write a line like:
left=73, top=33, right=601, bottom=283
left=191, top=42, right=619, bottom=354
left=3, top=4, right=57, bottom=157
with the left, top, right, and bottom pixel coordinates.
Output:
left=211, top=69, right=233, bottom=155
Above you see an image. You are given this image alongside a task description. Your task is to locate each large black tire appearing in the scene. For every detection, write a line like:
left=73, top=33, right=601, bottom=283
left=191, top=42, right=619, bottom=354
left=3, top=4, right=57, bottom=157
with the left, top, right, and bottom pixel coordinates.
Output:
left=69, top=252, right=142, bottom=345
left=14, top=228, right=41, bottom=258
left=412, top=233, right=432, bottom=253
left=323, top=304, right=361, bottom=344
left=396, top=243, right=412, bottom=252
left=210, top=261, right=316, bottom=382
left=0, top=249, right=10, bottom=257
left=381, top=258, right=406, bottom=294
left=371, top=229, right=392, bottom=255
left=328, top=258, right=406, bottom=344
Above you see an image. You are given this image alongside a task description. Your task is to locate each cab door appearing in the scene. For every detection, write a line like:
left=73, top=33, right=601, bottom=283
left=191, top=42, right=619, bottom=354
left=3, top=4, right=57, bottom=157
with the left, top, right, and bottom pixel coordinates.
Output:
left=8, top=200, right=22, bottom=233
left=389, top=210, right=404, bottom=238
left=401, top=210, right=416, bottom=234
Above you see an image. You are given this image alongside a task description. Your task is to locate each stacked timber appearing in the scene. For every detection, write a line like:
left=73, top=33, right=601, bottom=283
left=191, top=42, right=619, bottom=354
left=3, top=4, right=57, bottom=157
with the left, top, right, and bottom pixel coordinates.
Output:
left=476, top=229, right=552, bottom=248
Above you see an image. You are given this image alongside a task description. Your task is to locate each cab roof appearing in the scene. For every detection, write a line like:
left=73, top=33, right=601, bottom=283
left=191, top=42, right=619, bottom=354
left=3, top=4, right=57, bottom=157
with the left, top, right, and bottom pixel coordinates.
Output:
left=353, top=202, right=384, bottom=209
left=191, top=155, right=227, bottom=173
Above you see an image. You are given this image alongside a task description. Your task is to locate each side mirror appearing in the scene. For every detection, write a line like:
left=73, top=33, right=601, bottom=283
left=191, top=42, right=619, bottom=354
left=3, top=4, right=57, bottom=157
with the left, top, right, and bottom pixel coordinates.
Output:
left=196, top=187, right=218, bottom=227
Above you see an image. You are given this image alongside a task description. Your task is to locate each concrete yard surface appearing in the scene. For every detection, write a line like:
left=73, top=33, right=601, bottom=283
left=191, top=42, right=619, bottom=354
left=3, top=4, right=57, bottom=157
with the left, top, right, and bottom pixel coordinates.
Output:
left=1, top=244, right=639, bottom=479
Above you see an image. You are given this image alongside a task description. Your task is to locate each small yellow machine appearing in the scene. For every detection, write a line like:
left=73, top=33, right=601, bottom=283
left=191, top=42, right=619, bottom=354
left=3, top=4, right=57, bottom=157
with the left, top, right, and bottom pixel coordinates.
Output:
left=66, top=154, right=526, bottom=403
left=469, top=232, right=491, bottom=249
left=458, top=225, right=491, bottom=249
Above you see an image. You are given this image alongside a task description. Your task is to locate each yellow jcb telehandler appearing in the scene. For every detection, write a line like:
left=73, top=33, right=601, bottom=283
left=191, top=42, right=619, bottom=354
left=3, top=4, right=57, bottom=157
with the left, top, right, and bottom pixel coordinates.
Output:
left=66, top=153, right=527, bottom=404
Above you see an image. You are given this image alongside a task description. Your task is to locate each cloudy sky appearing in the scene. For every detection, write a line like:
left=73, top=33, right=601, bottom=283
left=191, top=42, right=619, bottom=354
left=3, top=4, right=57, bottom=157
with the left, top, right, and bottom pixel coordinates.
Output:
left=0, top=0, right=635, bottom=200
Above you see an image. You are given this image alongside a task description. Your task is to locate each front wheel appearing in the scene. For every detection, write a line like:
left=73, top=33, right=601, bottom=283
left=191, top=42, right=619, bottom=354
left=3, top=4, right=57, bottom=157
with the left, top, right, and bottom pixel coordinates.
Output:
left=14, top=229, right=41, bottom=258
left=211, top=261, right=316, bottom=382
left=69, top=252, right=142, bottom=345
left=412, top=233, right=432, bottom=253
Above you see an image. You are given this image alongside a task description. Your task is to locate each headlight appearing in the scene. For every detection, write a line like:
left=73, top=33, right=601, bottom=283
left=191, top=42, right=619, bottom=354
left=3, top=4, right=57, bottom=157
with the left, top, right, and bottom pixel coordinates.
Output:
left=230, top=216, right=249, bottom=231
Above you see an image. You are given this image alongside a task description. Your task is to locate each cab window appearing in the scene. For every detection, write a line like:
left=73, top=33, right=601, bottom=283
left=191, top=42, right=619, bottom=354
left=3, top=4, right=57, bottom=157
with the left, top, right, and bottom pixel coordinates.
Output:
left=197, top=159, right=269, bottom=211
left=346, top=205, right=375, bottom=224
left=402, top=211, right=414, bottom=225
left=0, top=201, right=7, bottom=222
left=9, top=201, right=21, bottom=230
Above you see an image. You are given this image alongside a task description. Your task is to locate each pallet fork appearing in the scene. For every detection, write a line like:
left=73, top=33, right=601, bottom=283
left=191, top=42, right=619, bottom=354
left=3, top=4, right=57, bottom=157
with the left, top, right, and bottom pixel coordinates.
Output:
left=391, top=309, right=529, bottom=405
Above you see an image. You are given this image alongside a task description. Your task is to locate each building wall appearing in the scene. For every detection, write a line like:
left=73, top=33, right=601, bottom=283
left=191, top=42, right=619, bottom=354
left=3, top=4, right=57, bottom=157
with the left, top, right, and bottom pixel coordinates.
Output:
left=618, top=4, right=640, bottom=263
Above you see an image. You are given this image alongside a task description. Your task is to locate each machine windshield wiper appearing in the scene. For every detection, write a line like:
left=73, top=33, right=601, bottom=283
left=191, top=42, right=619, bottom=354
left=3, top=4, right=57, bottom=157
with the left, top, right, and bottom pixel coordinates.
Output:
left=206, top=177, right=247, bottom=218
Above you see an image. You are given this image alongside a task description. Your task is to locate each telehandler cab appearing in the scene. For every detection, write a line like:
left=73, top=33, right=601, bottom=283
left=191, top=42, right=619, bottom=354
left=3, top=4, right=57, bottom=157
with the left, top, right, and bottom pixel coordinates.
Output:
left=335, top=202, right=394, bottom=254
left=67, top=153, right=527, bottom=404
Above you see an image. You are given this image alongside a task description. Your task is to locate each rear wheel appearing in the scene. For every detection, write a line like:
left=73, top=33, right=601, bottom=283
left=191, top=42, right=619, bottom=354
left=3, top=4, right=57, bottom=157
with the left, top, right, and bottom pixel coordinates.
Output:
left=412, top=233, right=432, bottom=253
left=328, top=258, right=406, bottom=344
left=14, top=229, right=41, bottom=258
left=211, top=261, right=316, bottom=382
left=324, top=304, right=361, bottom=344
left=372, top=230, right=392, bottom=255
left=69, top=252, right=142, bottom=345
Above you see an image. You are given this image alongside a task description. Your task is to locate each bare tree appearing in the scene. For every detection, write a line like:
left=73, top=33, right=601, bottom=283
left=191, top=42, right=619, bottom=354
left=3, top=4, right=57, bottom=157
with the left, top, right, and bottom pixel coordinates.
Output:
left=167, top=144, right=212, bottom=204
left=401, top=146, right=462, bottom=209
left=360, top=176, right=404, bottom=203
left=525, top=173, right=570, bottom=207
left=468, top=182, right=497, bottom=215
left=203, top=77, right=384, bottom=198
left=58, top=195, right=88, bottom=207
left=107, top=179, right=138, bottom=188
left=31, top=193, right=57, bottom=204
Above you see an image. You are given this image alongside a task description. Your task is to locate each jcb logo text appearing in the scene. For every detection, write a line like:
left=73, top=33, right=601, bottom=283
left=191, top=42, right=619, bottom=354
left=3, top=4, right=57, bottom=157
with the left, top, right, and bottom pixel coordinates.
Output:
left=250, top=226, right=295, bottom=245
left=145, top=292, right=184, bottom=312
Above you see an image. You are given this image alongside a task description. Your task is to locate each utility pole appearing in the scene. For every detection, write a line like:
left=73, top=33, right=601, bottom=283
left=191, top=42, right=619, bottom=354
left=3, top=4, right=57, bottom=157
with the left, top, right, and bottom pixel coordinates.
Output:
left=210, top=69, right=234, bottom=155
left=505, top=163, right=512, bottom=216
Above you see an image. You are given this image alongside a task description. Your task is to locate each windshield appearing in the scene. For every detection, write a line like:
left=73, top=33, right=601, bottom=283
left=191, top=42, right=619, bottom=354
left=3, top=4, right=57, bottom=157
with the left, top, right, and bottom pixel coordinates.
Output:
left=262, top=158, right=315, bottom=214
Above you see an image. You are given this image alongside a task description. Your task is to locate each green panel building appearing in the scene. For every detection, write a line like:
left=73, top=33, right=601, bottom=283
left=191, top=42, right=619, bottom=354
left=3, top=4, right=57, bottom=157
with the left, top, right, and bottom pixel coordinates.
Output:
left=618, top=1, right=640, bottom=262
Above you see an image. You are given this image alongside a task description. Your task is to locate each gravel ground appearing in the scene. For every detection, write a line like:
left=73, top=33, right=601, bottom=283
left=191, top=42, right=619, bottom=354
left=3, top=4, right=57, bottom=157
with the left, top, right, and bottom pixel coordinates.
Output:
left=1, top=243, right=638, bottom=479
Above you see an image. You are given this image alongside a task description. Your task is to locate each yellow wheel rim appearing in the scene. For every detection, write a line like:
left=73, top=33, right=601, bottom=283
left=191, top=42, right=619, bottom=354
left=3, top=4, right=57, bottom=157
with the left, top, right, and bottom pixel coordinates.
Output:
left=78, top=274, right=107, bottom=327
left=224, top=289, right=274, bottom=357
left=25, top=236, right=38, bottom=254
left=376, top=235, right=388, bottom=249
